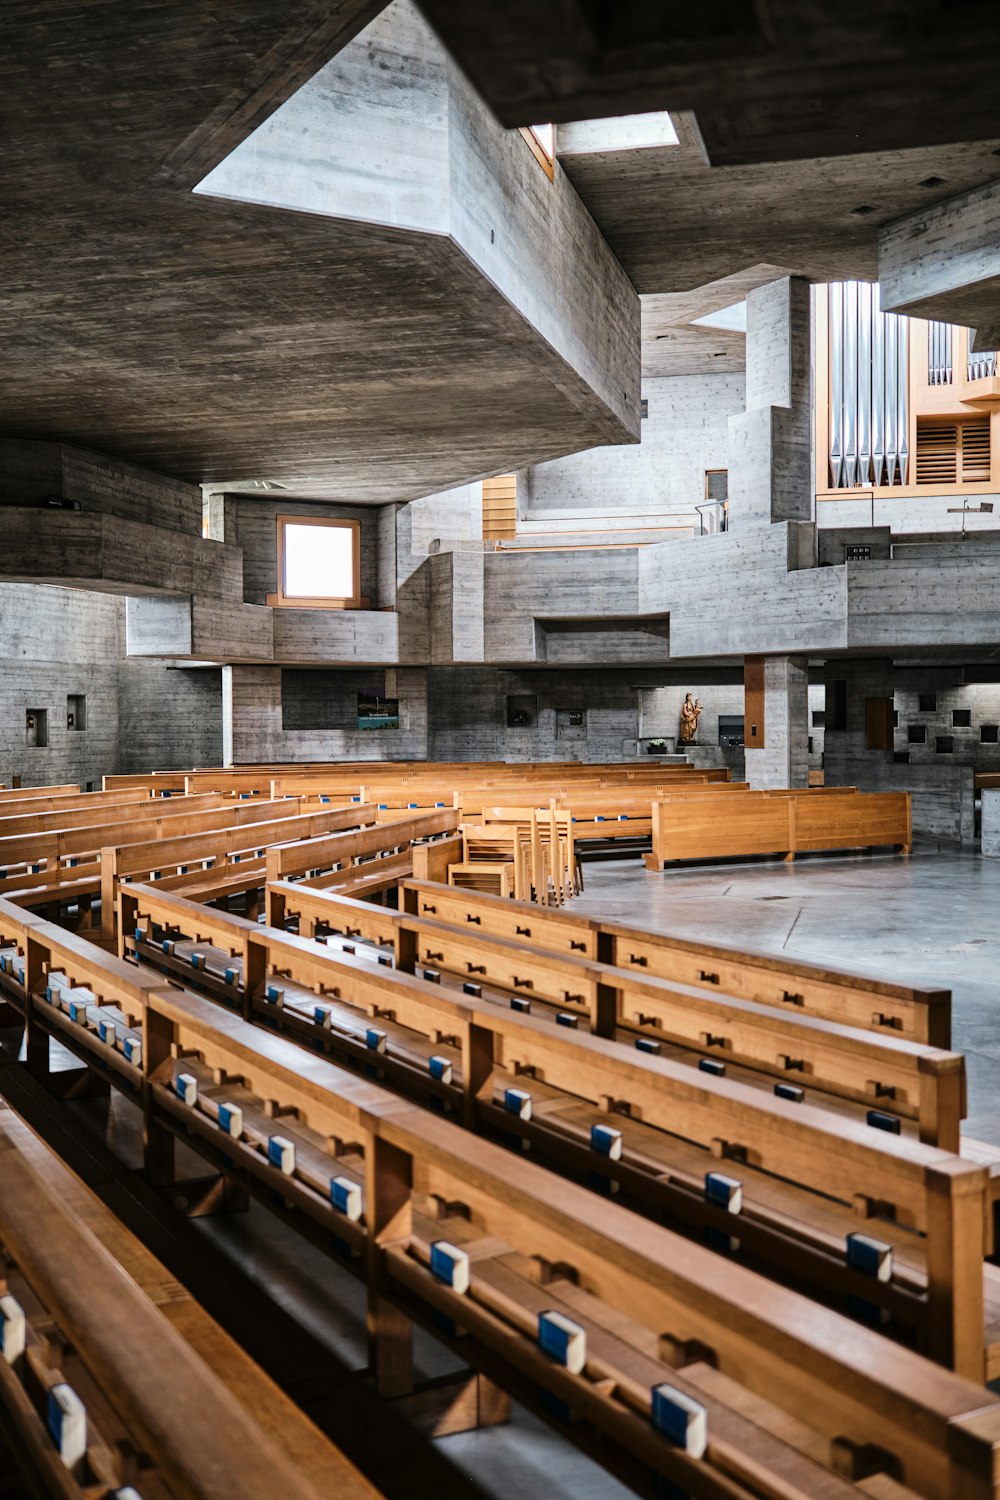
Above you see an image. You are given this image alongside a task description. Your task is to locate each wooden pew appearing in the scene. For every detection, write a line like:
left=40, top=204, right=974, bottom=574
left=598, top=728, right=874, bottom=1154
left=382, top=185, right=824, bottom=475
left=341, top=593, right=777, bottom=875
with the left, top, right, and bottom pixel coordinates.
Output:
left=107, top=885, right=987, bottom=1375
left=0, top=1106, right=382, bottom=1500
left=0, top=796, right=316, bottom=921
left=266, top=880, right=962, bottom=1149
left=5, top=900, right=1000, bottom=1492
left=99, top=802, right=378, bottom=937
left=100, top=984, right=1000, bottom=1497
left=645, top=790, right=911, bottom=868
left=264, top=808, right=461, bottom=890
left=402, top=878, right=953, bottom=1048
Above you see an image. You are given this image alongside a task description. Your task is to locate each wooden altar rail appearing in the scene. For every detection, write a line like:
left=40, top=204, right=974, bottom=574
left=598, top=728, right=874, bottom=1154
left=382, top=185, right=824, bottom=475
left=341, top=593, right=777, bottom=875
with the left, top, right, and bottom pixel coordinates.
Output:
left=0, top=1106, right=380, bottom=1500
left=645, top=790, right=912, bottom=867
left=98, top=802, right=377, bottom=939
left=1, top=919, right=997, bottom=1497
left=103, top=885, right=987, bottom=1374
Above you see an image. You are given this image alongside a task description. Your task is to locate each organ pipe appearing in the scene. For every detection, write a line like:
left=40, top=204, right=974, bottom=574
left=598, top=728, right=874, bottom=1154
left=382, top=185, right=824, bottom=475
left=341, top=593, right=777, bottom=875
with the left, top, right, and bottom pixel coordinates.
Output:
left=828, top=282, right=909, bottom=488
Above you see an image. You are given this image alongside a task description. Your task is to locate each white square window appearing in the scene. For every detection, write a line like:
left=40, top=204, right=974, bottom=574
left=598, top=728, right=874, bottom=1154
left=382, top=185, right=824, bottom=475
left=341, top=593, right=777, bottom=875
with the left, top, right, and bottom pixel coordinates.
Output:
left=274, top=517, right=360, bottom=606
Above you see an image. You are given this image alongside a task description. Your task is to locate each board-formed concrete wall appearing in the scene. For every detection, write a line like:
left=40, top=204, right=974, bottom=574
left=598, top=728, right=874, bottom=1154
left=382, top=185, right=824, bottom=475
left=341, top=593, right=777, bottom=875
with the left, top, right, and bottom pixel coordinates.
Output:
left=0, top=585, right=223, bottom=786
left=822, top=658, right=977, bottom=843
left=521, top=373, right=744, bottom=519
left=426, top=667, right=741, bottom=765
left=221, top=496, right=383, bottom=607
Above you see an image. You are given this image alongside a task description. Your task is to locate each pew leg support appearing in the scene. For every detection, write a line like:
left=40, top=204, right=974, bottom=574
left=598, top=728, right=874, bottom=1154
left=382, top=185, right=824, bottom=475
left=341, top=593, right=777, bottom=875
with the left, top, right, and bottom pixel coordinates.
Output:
left=389, top=1372, right=511, bottom=1438
left=0, top=1000, right=21, bottom=1029
left=159, top=1172, right=250, bottom=1219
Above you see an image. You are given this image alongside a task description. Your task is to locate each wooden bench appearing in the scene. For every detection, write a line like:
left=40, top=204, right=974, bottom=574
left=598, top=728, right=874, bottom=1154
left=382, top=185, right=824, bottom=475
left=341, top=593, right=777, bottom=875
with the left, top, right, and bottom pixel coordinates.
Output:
left=645, top=790, right=912, bottom=868
left=264, top=808, right=461, bottom=891
left=104, top=885, right=990, bottom=1376
left=5, top=900, right=1000, bottom=1491
left=267, top=879, right=962, bottom=1148
left=0, top=1105, right=381, bottom=1500
left=99, top=802, right=379, bottom=937
left=401, top=878, right=953, bottom=1048
left=101, top=985, right=1000, bottom=1497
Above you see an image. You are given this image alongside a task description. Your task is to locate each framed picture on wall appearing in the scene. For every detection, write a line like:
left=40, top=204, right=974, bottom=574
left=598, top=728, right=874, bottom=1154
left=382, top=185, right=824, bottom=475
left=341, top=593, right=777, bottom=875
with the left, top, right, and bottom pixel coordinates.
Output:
left=357, top=693, right=399, bottom=730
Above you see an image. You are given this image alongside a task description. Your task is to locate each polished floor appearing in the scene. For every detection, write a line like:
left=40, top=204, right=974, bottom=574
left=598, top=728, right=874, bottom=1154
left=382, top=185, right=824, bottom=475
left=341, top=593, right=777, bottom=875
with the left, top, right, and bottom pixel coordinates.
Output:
left=570, top=841, right=1000, bottom=1142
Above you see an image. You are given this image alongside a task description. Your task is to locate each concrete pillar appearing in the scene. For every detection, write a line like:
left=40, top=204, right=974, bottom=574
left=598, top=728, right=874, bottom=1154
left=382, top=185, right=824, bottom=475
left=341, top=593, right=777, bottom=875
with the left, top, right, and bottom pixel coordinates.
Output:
left=727, top=276, right=812, bottom=530
left=744, top=656, right=809, bottom=788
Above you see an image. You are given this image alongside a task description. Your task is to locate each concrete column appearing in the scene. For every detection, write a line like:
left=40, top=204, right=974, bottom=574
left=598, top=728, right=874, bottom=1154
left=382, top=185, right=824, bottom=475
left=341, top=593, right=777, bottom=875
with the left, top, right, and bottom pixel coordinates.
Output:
left=727, top=276, right=812, bottom=530
left=221, top=665, right=234, bottom=766
left=744, top=655, right=809, bottom=788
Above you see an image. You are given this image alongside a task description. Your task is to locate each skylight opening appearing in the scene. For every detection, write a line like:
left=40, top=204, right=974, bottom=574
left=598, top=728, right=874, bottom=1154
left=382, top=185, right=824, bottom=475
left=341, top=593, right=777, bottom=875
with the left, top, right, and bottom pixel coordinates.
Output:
left=691, top=300, right=747, bottom=334
left=528, top=124, right=555, bottom=161
left=556, top=112, right=680, bottom=155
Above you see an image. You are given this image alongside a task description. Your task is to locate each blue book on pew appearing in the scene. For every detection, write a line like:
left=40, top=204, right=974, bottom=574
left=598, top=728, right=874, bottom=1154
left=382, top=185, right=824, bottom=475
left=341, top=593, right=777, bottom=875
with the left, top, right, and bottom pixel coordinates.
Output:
left=366, top=1027, right=387, bottom=1053
left=866, top=1109, right=901, bottom=1134
left=268, top=1135, right=296, bottom=1175
left=591, top=1123, right=623, bottom=1160
left=217, top=1102, right=242, bottom=1138
left=429, top=1055, right=453, bottom=1084
left=705, top=1171, right=742, bottom=1214
left=510, top=996, right=531, bottom=1013
left=504, top=1086, right=532, bottom=1120
left=538, top=1310, right=586, bottom=1373
left=330, top=1175, right=362, bottom=1221
left=556, top=1012, right=579, bottom=1028
left=635, top=1036, right=661, bottom=1055
left=430, top=1240, right=470, bottom=1294
left=176, top=1073, right=198, bottom=1107
left=774, top=1082, right=804, bottom=1102
left=699, top=1057, right=726, bottom=1077
left=47, top=1383, right=87, bottom=1469
left=0, top=1293, right=26, bottom=1362
left=846, top=1232, right=893, bottom=1282
left=650, top=1383, right=708, bottom=1458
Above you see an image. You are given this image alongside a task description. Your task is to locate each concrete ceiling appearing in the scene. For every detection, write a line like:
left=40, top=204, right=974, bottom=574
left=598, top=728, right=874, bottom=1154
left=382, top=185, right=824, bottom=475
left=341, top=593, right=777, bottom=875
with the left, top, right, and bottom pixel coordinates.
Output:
left=0, top=0, right=636, bottom=504
left=415, top=0, right=1000, bottom=166
left=557, top=122, right=1000, bottom=299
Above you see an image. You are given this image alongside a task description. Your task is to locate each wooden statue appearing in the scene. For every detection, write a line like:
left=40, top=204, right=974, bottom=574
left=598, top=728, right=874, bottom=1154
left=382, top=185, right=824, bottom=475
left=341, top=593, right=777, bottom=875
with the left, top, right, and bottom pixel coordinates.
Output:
left=678, top=693, right=702, bottom=744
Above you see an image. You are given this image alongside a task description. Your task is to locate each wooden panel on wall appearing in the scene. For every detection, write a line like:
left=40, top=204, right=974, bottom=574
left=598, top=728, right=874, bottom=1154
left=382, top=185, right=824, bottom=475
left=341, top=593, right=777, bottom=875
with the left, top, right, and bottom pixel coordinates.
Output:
left=744, top=656, right=765, bottom=748
left=482, top=474, right=517, bottom=541
left=866, top=696, right=894, bottom=750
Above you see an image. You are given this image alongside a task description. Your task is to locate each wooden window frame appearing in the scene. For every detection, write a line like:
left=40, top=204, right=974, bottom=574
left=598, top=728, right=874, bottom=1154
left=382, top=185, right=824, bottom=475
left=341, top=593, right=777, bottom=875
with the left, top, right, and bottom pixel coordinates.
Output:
left=519, top=126, right=555, bottom=181
left=267, top=515, right=363, bottom=610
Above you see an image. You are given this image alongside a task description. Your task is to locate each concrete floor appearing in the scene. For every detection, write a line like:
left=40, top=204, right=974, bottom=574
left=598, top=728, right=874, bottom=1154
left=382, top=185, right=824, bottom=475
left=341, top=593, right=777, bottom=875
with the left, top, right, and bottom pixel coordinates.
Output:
left=570, top=841, right=1000, bottom=1142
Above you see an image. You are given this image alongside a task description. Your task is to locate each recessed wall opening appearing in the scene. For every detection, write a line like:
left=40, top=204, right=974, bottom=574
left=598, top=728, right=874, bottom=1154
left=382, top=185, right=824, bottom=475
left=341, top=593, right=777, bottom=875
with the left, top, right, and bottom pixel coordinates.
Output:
left=67, top=693, right=87, bottom=731
left=25, top=709, right=48, bottom=748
